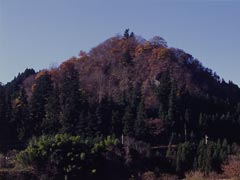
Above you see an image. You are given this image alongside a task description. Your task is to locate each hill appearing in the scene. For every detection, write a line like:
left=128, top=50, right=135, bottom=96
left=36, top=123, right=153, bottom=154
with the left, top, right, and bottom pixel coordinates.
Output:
left=14, top=30, right=240, bottom=142
left=1, top=30, right=240, bottom=179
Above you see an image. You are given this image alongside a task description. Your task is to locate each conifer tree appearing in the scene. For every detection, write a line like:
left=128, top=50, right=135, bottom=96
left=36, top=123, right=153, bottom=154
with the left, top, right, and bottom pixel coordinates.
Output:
left=59, top=63, right=82, bottom=134
left=42, top=85, right=61, bottom=135
left=76, top=111, right=86, bottom=136
left=11, top=88, right=29, bottom=141
left=134, top=99, right=147, bottom=139
left=157, top=71, right=171, bottom=122
left=85, top=111, right=97, bottom=137
left=123, top=106, right=134, bottom=136
left=167, top=82, right=177, bottom=128
left=124, top=50, right=132, bottom=65
left=95, top=96, right=112, bottom=136
left=29, top=72, right=54, bottom=136
left=124, top=29, right=129, bottom=39
left=110, top=110, right=122, bottom=137
left=0, top=84, right=9, bottom=144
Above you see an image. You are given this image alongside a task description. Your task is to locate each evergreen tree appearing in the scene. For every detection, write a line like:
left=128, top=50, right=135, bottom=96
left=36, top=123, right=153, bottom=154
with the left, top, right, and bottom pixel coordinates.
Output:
left=134, top=99, right=147, bottom=139
left=41, top=85, right=61, bottom=135
left=11, top=88, right=29, bottom=141
left=123, top=29, right=129, bottom=39
left=130, top=32, right=135, bottom=38
left=95, top=96, right=112, bottom=136
left=59, top=63, right=83, bottom=134
left=0, top=84, right=9, bottom=145
left=128, top=84, right=141, bottom=110
left=184, top=109, right=190, bottom=124
left=198, top=113, right=208, bottom=135
left=157, top=71, right=172, bottom=121
left=212, top=139, right=221, bottom=171
left=175, top=142, right=194, bottom=173
left=167, top=82, right=177, bottom=128
left=85, top=111, right=97, bottom=137
left=118, top=91, right=127, bottom=107
left=28, top=72, right=54, bottom=137
left=124, top=50, right=132, bottom=65
left=123, top=106, right=134, bottom=136
left=220, top=138, right=228, bottom=161
left=76, top=111, right=87, bottom=136
left=110, top=109, right=122, bottom=137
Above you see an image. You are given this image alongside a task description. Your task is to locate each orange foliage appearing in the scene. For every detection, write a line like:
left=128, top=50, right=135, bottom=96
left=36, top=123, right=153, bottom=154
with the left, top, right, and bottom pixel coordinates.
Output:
left=59, top=57, right=78, bottom=72
left=152, top=48, right=173, bottom=60
left=48, top=69, right=61, bottom=86
left=35, top=70, right=48, bottom=80
left=143, top=41, right=152, bottom=51
left=135, top=44, right=144, bottom=56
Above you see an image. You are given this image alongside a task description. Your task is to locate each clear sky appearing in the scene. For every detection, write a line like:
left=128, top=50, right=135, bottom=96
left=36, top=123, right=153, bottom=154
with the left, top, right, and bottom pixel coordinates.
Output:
left=0, top=0, right=240, bottom=85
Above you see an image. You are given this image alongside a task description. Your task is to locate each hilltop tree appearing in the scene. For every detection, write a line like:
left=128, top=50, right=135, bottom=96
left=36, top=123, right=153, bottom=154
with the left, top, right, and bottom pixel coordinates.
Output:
left=149, top=36, right=168, bottom=47
left=124, top=29, right=130, bottom=39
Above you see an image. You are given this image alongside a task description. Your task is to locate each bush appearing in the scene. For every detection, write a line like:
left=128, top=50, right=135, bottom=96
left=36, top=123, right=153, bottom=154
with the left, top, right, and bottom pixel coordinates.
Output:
left=17, top=134, right=125, bottom=179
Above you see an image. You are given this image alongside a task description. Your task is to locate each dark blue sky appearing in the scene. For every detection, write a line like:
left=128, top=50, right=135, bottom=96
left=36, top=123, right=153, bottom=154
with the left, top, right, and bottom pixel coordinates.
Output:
left=1, top=0, right=240, bottom=85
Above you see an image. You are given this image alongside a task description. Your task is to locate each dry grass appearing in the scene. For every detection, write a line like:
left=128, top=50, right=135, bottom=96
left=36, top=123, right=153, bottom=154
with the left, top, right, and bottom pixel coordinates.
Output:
left=141, top=171, right=178, bottom=180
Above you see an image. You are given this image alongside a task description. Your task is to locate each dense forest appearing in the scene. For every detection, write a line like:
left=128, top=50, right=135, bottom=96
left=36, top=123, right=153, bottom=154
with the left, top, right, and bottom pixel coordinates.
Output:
left=1, top=30, right=240, bottom=179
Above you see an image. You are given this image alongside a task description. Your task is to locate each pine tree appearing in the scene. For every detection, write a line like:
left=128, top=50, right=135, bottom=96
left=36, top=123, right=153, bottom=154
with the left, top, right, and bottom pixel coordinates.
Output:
left=123, top=106, right=134, bottom=136
left=124, top=29, right=129, bottom=39
left=76, top=111, right=86, bottom=136
left=129, top=84, right=141, bottom=110
left=134, top=99, right=147, bottom=139
left=59, top=63, right=83, bottom=134
left=0, top=84, right=9, bottom=144
left=95, top=103, right=104, bottom=136
left=85, top=111, right=97, bottom=137
left=95, top=96, right=112, bottom=136
left=220, top=139, right=228, bottom=161
left=28, top=72, right=54, bottom=137
left=199, top=113, right=208, bottom=135
left=11, top=88, right=29, bottom=141
left=110, top=110, right=122, bottom=137
left=41, top=85, right=61, bottom=135
left=167, top=83, right=177, bottom=128
left=184, top=109, right=190, bottom=124
left=157, top=71, right=172, bottom=121
left=124, top=50, right=132, bottom=65
left=130, top=32, right=135, bottom=38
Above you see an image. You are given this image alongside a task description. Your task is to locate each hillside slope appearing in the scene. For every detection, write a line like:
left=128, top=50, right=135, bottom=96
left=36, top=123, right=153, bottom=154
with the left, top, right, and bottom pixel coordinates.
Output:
left=23, top=33, right=240, bottom=108
left=2, top=31, right=240, bottom=179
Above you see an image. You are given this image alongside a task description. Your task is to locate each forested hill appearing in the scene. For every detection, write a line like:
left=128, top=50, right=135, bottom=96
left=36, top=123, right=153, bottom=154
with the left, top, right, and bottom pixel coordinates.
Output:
left=18, top=31, right=240, bottom=108
left=1, top=30, right=240, bottom=179
left=2, top=29, right=240, bottom=147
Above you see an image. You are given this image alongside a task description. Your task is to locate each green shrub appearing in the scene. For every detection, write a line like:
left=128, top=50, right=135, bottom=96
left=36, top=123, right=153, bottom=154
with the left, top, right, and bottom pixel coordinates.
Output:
left=17, top=134, right=123, bottom=179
